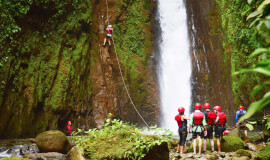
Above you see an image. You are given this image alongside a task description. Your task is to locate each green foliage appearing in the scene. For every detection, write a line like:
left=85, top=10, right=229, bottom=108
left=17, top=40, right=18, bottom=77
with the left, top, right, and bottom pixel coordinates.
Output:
left=255, top=146, right=270, bottom=160
left=233, top=0, right=270, bottom=121
left=72, top=115, right=171, bottom=160
left=216, top=0, right=259, bottom=105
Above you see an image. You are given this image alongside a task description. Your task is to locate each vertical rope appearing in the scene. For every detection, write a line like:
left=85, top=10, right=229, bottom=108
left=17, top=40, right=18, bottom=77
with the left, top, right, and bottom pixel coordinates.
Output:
left=104, top=0, right=150, bottom=128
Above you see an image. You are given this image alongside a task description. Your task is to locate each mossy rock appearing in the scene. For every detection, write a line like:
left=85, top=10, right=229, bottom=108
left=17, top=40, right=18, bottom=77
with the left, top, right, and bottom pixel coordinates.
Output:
left=235, top=149, right=251, bottom=158
left=36, top=130, right=71, bottom=153
left=142, top=141, right=169, bottom=160
left=228, top=128, right=245, bottom=140
left=188, top=136, right=244, bottom=152
left=66, top=146, right=85, bottom=160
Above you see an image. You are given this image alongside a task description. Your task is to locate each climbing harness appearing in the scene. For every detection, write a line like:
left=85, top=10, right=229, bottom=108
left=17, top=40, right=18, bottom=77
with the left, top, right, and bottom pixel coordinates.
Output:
left=104, top=0, right=150, bottom=128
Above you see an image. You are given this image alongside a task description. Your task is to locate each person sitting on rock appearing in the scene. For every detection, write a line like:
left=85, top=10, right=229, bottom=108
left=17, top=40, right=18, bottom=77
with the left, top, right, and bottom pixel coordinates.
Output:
left=175, top=107, right=190, bottom=154
left=213, top=106, right=227, bottom=152
left=103, top=25, right=114, bottom=47
left=202, top=103, right=216, bottom=153
left=188, top=103, right=207, bottom=155
left=236, top=105, right=248, bottom=138
left=66, top=121, right=72, bottom=136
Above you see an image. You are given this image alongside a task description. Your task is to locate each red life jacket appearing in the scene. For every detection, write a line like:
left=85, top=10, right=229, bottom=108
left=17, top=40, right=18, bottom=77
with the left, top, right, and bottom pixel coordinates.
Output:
left=175, top=115, right=182, bottom=127
left=108, top=28, right=114, bottom=34
left=207, top=112, right=216, bottom=125
left=193, top=112, right=204, bottom=125
left=217, top=112, right=227, bottom=125
left=66, top=125, right=72, bottom=134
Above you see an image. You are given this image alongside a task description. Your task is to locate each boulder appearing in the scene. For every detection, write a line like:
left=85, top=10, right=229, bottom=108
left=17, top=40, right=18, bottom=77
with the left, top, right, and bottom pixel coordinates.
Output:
left=231, top=156, right=250, bottom=160
left=228, top=128, right=245, bottom=140
left=0, top=147, right=8, bottom=152
left=35, top=130, right=71, bottom=153
left=189, top=136, right=245, bottom=152
left=66, top=146, right=85, bottom=160
left=246, top=143, right=260, bottom=152
left=24, top=152, right=66, bottom=160
left=20, top=144, right=39, bottom=156
left=142, top=141, right=169, bottom=160
left=235, top=149, right=251, bottom=158
left=221, top=136, right=245, bottom=152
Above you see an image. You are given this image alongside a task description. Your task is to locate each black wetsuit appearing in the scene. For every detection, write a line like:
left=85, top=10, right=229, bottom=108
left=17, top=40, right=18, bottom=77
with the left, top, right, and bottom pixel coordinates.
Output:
left=178, top=119, right=188, bottom=146
left=203, top=111, right=214, bottom=139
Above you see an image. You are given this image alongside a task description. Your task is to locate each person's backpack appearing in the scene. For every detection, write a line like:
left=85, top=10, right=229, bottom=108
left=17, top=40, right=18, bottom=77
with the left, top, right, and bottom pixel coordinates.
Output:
left=207, top=112, right=216, bottom=125
left=238, top=110, right=246, bottom=123
left=193, top=112, right=204, bottom=125
left=175, top=115, right=182, bottom=127
left=217, top=112, right=227, bottom=125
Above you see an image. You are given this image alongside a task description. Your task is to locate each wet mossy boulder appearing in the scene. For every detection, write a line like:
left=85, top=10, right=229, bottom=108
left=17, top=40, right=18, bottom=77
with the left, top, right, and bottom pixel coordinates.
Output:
left=228, top=128, right=245, bottom=140
left=235, top=149, right=252, bottom=158
left=189, top=136, right=244, bottom=152
left=66, top=146, right=85, bottom=160
left=35, top=130, right=71, bottom=153
left=24, top=152, right=66, bottom=160
left=142, top=141, right=169, bottom=160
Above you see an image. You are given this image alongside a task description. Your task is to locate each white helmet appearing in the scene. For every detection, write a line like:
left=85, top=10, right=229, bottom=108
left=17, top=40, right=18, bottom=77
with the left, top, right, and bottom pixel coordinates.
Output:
left=108, top=25, right=112, bottom=28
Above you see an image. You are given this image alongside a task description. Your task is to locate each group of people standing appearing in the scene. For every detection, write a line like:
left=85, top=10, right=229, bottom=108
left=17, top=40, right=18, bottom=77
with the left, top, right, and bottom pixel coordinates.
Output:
left=175, top=103, right=247, bottom=154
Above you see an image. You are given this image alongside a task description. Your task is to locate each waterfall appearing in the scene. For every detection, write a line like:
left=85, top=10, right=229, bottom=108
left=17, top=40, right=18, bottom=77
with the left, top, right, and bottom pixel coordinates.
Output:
left=158, top=0, right=192, bottom=133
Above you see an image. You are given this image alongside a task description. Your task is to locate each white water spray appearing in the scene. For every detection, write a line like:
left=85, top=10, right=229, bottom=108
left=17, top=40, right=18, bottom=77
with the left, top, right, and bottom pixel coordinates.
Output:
left=158, top=0, right=192, bottom=134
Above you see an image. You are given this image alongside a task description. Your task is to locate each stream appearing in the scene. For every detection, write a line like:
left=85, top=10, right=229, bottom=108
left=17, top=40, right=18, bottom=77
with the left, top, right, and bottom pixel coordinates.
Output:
left=0, top=139, right=34, bottom=158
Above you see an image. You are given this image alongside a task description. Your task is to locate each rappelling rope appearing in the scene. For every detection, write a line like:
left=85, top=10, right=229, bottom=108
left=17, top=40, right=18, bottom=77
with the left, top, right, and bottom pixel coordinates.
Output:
left=104, top=0, right=150, bottom=128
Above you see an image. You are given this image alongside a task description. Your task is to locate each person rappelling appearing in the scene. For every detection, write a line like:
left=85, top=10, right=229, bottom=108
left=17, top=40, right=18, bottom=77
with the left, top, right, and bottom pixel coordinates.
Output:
left=202, top=103, right=216, bottom=153
left=189, top=103, right=207, bottom=155
left=103, top=25, right=114, bottom=47
left=213, top=106, right=227, bottom=152
left=175, top=107, right=190, bottom=154
left=236, top=105, right=248, bottom=138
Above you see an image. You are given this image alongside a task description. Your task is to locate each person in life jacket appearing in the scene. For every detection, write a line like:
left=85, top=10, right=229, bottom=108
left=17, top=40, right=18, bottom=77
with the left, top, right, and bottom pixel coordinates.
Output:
left=175, top=107, right=190, bottom=154
left=66, top=121, right=72, bottom=136
left=103, top=25, right=114, bottom=47
left=236, top=105, right=248, bottom=137
left=188, top=103, right=207, bottom=155
left=213, top=106, right=227, bottom=152
left=203, top=103, right=216, bottom=153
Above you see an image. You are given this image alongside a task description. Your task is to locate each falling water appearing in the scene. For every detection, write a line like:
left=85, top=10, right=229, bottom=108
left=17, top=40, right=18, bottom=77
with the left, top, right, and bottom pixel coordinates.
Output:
left=158, top=0, right=192, bottom=133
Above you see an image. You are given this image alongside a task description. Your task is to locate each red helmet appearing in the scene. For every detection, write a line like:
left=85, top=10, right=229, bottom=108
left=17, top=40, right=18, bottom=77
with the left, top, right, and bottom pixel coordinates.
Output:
left=178, top=107, right=185, bottom=113
left=239, top=106, right=244, bottom=110
left=213, top=106, right=221, bottom=111
left=195, top=103, right=201, bottom=110
left=67, top=121, right=71, bottom=124
left=204, top=103, right=210, bottom=109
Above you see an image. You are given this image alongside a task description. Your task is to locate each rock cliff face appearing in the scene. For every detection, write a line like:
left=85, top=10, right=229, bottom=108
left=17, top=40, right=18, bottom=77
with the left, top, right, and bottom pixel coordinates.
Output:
left=0, top=0, right=159, bottom=138
left=185, top=0, right=235, bottom=125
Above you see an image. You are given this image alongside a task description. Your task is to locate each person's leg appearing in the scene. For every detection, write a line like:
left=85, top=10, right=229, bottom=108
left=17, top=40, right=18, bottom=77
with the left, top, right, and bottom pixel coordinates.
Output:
left=210, top=138, right=214, bottom=151
left=180, top=130, right=187, bottom=154
left=103, top=38, right=107, bottom=46
left=177, top=129, right=181, bottom=152
left=177, top=144, right=180, bottom=153
left=203, top=138, right=207, bottom=151
left=216, top=137, right=221, bottom=152
left=198, top=134, right=203, bottom=154
left=192, top=132, right=197, bottom=154
left=108, top=39, right=111, bottom=46
left=244, top=129, right=248, bottom=137
left=193, top=138, right=197, bottom=154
